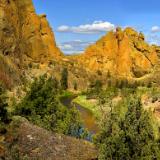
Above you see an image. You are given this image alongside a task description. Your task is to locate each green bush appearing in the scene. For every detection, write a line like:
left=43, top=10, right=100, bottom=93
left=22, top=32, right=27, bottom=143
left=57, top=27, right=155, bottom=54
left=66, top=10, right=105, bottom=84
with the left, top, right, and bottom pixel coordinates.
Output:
left=60, top=68, right=68, bottom=90
left=74, top=81, right=78, bottom=90
left=14, top=75, right=87, bottom=138
left=96, top=96, right=160, bottom=160
left=0, top=83, right=9, bottom=124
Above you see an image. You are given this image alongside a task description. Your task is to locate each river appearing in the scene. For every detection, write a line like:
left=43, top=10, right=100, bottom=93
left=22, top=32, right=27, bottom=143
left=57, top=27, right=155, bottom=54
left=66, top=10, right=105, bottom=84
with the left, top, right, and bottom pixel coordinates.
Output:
left=60, top=96, right=99, bottom=134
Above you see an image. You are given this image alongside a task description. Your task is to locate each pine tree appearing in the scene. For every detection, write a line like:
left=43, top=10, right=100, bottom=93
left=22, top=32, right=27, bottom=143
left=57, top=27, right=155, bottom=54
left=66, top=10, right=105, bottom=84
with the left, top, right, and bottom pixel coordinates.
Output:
left=96, top=96, right=160, bottom=160
left=0, top=84, right=8, bottom=124
left=74, top=81, right=78, bottom=90
left=60, top=68, right=68, bottom=90
left=14, top=75, right=85, bottom=137
left=123, top=97, right=160, bottom=159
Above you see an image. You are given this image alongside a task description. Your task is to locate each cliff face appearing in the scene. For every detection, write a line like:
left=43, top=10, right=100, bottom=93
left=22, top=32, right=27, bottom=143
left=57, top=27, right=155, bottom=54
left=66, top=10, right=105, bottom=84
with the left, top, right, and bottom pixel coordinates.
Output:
left=0, top=0, right=159, bottom=89
left=0, top=0, right=62, bottom=62
left=0, top=0, right=62, bottom=87
left=78, top=27, right=158, bottom=78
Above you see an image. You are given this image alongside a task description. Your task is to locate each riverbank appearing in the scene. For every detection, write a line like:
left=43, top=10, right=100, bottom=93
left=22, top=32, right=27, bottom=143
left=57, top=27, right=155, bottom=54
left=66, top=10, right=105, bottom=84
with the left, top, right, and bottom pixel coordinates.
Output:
left=72, top=95, right=100, bottom=117
left=60, top=93, right=100, bottom=134
left=58, top=91, right=74, bottom=99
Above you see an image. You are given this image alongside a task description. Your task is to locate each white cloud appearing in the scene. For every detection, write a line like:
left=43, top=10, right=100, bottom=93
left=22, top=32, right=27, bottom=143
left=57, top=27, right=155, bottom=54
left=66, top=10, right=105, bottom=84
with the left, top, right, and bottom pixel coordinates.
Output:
left=149, top=41, right=158, bottom=45
left=59, top=44, right=73, bottom=50
left=58, top=40, right=94, bottom=54
left=57, top=25, right=71, bottom=32
left=146, top=34, right=160, bottom=45
left=57, top=21, right=115, bottom=34
left=151, top=26, right=160, bottom=33
left=74, top=40, right=83, bottom=42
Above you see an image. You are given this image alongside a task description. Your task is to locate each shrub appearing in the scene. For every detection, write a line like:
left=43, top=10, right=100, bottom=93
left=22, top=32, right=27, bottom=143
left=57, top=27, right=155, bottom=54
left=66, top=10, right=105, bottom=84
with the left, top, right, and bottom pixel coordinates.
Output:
left=14, top=75, right=86, bottom=137
left=0, top=83, right=10, bottom=134
left=60, top=68, right=68, bottom=90
left=96, top=96, right=160, bottom=160
left=74, top=81, right=78, bottom=90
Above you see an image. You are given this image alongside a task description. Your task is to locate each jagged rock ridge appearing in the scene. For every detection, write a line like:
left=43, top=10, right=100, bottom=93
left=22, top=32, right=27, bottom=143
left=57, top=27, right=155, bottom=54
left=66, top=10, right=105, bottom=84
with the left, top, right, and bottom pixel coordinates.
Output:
left=76, top=27, right=158, bottom=78
left=0, top=0, right=160, bottom=87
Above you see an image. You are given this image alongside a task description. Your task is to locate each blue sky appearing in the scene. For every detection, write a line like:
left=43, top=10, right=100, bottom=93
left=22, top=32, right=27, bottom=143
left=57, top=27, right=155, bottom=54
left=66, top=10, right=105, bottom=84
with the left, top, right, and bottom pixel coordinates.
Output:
left=33, top=0, right=160, bottom=54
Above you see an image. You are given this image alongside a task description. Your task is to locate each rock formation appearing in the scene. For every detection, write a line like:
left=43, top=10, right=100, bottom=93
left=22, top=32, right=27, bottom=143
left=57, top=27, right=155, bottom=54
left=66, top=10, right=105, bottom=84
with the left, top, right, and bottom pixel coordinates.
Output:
left=0, top=0, right=62, bottom=87
left=0, top=0, right=62, bottom=62
left=77, top=27, right=158, bottom=78
left=0, top=0, right=160, bottom=89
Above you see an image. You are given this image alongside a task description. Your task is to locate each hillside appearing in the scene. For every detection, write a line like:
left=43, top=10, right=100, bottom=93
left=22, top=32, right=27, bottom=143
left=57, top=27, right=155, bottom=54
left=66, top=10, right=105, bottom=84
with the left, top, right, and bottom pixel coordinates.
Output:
left=74, top=27, right=158, bottom=78
left=0, top=117, right=97, bottom=160
left=1, top=0, right=160, bottom=159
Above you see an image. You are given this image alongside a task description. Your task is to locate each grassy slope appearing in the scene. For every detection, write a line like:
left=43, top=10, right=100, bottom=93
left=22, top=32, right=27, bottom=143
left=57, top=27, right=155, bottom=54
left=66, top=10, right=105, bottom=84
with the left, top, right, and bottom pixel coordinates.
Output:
left=72, top=95, right=99, bottom=116
left=58, top=90, right=74, bottom=98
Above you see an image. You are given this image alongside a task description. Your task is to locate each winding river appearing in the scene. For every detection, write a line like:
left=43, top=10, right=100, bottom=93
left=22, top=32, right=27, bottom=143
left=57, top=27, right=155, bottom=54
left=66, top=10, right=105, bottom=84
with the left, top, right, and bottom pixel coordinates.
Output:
left=60, top=96, right=99, bottom=134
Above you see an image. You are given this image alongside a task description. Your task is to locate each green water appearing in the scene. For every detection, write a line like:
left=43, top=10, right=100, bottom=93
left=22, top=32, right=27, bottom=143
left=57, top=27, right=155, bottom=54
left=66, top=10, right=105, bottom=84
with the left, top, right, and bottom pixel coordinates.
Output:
left=60, top=96, right=99, bottom=134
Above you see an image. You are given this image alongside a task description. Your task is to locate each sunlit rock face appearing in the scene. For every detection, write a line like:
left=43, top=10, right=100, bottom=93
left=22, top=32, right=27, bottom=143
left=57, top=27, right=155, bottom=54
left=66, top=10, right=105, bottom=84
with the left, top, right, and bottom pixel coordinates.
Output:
left=0, top=0, right=63, bottom=88
left=0, top=0, right=159, bottom=90
left=77, top=27, right=158, bottom=78
left=0, top=0, right=62, bottom=62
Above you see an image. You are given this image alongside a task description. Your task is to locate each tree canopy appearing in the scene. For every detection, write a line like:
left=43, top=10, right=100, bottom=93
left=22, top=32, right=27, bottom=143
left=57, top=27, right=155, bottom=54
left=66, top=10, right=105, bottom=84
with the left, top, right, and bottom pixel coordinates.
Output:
left=14, top=75, right=89, bottom=138
left=96, top=96, right=160, bottom=160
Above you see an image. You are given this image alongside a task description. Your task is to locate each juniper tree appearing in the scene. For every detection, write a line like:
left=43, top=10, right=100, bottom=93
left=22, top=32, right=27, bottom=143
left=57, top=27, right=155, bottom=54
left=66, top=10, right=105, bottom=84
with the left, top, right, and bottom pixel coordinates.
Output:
left=60, top=68, right=68, bottom=90
left=0, top=84, right=8, bottom=124
left=96, top=96, right=160, bottom=160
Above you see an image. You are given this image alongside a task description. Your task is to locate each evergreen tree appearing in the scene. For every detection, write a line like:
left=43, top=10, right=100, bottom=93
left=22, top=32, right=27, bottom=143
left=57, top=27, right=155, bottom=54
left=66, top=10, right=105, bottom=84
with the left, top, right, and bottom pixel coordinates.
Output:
left=74, top=81, right=78, bottom=90
left=87, top=80, right=103, bottom=99
left=14, top=75, right=85, bottom=137
left=96, top=96, right=160, bottom=160
left=123, top=97, right=160, bottom=159
left=94, top=80, right=102, bottom=93
left=60, top=68, right=68, bottom=90
left=0, top=84, right=8, bottom=124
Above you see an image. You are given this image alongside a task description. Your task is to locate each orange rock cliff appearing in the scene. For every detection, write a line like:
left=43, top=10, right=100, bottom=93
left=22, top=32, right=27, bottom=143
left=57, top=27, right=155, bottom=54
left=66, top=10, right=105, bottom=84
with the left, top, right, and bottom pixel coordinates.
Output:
left=0, top=0, right=62, bottom=62
left=0, top=0, right=160, bottom=89
left=77, top=27, right=158, bottom=78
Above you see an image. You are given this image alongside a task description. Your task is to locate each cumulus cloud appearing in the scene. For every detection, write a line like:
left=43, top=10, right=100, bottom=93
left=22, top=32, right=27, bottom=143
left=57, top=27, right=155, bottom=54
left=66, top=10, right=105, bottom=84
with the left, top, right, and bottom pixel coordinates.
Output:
left=58, top=40, right=94, bottom=54
left=151, top=26, right=160, bottom=33
left=146, top=34, right=160, bottom=45
left=57, top=21, right=115, bottom=34
left=57, top=25, right=71, bottom=32
left=59, top=44, right=73, bottom=50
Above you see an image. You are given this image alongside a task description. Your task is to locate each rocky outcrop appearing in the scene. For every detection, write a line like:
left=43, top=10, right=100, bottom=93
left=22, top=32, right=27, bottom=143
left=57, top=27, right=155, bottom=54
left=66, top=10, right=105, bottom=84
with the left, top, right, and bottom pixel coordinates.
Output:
left=152, top=45, right=160, bottom=58
left=1, top=117, right=97, bottom=160
left=77, top=27, right=158, bottom=78
left=0, top=0, right=63, bottom=87
left=0, top=0, right=62, bottom=62
left=0, top=0, right=159, bottom=89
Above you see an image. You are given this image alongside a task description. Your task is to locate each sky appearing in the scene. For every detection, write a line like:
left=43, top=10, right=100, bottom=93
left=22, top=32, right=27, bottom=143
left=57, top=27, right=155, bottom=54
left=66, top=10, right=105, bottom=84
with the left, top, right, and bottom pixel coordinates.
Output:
left=33, top=0, right=160, bottom=54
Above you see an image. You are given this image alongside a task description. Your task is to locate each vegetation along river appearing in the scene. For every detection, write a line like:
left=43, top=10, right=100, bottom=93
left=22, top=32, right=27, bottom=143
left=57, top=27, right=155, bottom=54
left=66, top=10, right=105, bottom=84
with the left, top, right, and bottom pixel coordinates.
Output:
left=60, top=96, right=99, bottom=134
